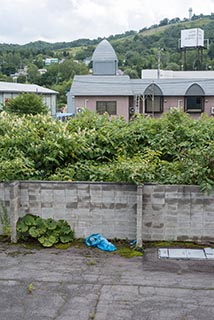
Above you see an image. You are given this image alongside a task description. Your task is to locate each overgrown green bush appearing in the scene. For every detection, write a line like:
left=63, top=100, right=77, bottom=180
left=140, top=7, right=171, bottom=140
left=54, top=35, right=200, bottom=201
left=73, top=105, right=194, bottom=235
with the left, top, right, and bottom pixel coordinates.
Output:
left=16, top=214, right=74, bottom=247
left=3, top=93, right=49, bottom=115
left=0, top=108, right=214, bottom=192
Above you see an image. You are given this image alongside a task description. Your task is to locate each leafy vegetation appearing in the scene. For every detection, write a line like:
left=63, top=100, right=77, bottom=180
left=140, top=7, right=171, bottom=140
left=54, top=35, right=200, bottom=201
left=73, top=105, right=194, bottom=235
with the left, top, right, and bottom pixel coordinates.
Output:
left=0, top=108, right=214, bottom=192
left=16, top=214, right=75, bottom=247
left=3, top=93, right=49, bottom=115
left=114, top=247, right=143, bottom=258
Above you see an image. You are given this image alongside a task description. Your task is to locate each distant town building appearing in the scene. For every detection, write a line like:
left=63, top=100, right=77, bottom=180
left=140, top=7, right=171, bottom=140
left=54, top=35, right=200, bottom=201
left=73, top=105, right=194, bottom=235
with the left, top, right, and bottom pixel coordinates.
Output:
left=10, top=67, right=28, bottom=81
left=38, top=68, right=47, bottom=75
left=0, top=82, right=57, bottom=115
left=44, top=58, right=59, bottom=66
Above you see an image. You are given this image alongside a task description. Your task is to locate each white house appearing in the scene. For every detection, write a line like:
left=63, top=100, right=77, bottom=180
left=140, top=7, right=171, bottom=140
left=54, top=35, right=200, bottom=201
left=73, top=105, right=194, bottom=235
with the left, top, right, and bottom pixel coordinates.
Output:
left=0, top=82, right=58, bottom=116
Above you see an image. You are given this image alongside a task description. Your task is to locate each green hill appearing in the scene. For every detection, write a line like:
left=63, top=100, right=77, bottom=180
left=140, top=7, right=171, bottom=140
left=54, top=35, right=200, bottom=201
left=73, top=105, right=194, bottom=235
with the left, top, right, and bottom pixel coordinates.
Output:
left=1, top=13, right=214, bottom=102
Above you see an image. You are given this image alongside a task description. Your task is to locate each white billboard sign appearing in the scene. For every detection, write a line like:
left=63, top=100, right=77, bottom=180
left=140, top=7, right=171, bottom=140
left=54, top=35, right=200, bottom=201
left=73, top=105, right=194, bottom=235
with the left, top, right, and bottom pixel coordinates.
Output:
left=181, top=28, right=204, bottom=48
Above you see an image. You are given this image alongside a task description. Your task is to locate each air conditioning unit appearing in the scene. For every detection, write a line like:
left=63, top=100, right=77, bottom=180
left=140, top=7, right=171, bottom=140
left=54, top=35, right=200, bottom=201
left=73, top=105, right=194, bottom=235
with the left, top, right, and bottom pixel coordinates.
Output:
left=129, top=107, right=135, bottom=115
left=76, top=107, right=83, bottom=113
left=211, top=106, right=214, bottom=115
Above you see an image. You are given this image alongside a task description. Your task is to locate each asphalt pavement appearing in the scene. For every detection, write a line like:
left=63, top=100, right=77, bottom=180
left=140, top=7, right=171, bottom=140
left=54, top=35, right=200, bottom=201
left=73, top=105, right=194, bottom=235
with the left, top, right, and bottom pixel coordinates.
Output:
left=0, top=241, right=214, bottom=320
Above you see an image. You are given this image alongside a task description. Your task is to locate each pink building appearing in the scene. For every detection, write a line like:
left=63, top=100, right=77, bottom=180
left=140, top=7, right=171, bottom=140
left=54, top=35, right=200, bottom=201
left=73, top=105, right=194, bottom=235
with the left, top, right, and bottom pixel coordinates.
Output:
left=68, top=39, right=214, bottom=121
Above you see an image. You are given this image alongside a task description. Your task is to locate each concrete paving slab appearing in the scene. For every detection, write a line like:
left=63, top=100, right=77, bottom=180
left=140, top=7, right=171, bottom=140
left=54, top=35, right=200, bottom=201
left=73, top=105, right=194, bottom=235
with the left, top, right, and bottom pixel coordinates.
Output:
left=186, top=248, right=206, bottom=259
left=168, top=248, right=188, bottom=259
left=204, top=247, right=214, bottom=259
left=159, top=248, right=214, bottom=260
left=158, top=248, right=168, bottom=258
left=1, top=243, right=214, bottom=319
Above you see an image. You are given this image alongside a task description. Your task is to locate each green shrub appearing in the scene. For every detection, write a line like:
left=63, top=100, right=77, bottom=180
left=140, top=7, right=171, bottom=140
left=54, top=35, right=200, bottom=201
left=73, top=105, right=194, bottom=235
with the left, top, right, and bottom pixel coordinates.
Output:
left=3, top=93, right=49, bottom=115
left=17, top=214, right=74, bottom=247
left=0, top=109, right=214, bottom=192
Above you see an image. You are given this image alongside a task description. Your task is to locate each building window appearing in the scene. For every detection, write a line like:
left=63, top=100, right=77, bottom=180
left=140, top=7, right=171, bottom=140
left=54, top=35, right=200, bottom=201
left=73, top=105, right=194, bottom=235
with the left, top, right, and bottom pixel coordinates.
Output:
left=145, top=96, right=163, bottom=113
left=96, top=101, right=117, bottom=115
left=185, top=96, right=204, bottom=113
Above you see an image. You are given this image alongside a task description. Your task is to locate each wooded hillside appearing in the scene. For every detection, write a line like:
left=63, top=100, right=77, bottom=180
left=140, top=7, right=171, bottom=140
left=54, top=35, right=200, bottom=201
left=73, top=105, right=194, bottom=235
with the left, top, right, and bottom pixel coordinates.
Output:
left=1, top=13, right=214, bottom=105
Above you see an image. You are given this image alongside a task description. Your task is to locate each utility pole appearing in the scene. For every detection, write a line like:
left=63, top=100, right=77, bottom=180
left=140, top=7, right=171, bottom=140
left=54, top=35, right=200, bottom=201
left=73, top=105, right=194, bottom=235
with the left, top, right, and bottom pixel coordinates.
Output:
left=157, top=48, right=161, bottom=79
left=152, top=81, right=155, bottom=118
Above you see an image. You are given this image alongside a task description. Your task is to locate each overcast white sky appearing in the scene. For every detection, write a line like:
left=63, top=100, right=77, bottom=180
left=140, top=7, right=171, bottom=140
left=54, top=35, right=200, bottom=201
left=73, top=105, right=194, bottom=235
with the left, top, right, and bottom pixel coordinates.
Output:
left=0, top=0, right=214, bottom=44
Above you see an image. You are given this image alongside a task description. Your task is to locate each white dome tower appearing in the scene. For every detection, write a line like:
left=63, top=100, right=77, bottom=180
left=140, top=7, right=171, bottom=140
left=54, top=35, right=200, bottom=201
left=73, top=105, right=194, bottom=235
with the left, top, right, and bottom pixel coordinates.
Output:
left=92, top=39, right=118, bottom=75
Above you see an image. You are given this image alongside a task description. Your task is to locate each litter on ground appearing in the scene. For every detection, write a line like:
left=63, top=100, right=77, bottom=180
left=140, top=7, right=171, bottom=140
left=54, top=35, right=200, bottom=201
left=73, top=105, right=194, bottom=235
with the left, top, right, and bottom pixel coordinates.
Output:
left=85, top=233, right=117, bottom=252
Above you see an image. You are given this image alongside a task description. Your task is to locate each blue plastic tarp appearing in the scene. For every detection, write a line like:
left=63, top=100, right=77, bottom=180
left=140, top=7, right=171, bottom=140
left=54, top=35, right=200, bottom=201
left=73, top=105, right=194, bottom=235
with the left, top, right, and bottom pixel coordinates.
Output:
left=85, top=233, right=117, bottom=252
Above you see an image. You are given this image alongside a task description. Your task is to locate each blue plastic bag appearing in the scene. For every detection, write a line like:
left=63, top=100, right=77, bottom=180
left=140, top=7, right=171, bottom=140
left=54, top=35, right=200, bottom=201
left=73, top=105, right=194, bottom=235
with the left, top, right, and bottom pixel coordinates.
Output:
left=85, top=233, right=117, bottom=252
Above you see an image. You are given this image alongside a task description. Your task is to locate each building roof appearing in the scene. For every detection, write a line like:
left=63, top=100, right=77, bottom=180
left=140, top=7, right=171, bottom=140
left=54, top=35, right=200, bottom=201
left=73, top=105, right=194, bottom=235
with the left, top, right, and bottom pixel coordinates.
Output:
left=0, top=82, right=57, bottom=94
left=92, top=39, right=118, bottom=62
left=131, top=78, right=214, bottom=96
left=71, top=75, right=133, bottom=96
left=71, top=75, right=214, bottom=97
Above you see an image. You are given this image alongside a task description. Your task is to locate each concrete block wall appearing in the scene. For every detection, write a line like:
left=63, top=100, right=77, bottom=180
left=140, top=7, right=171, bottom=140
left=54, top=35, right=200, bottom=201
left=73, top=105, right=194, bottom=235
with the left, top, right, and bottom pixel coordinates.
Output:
left=1, top=182, right=214, bottom=243
left=10, top=182, right=20, bottom=242
left=19, top=181, right=137, bottom=239
left=0, top=183, right=10, bottom=235
left=142, top=185, right=214, bottom=242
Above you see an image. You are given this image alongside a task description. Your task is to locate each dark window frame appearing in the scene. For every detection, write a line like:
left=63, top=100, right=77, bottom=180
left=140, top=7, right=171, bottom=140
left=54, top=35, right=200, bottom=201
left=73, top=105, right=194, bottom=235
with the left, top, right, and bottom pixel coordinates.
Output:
left=96, top=101, right=117, bottom=115
left=184, top=96, right=204, bottom=113
left=145, top=95, right=163, bottom=114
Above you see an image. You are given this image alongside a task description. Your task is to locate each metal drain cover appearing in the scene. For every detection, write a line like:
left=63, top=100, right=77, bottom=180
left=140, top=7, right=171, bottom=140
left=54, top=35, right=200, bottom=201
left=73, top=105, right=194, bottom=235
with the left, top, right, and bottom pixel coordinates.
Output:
left=158, top=248, right=214, bottom=260
left=204, top=248, right=214, bottom=259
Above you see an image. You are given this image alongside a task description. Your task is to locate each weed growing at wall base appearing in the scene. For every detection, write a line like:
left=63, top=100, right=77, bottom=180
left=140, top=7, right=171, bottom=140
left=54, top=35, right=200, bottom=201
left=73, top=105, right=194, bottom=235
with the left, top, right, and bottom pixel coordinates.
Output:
left=0, top=200, right=10, bottom=237
left=17, top=214, right=74, bottom=247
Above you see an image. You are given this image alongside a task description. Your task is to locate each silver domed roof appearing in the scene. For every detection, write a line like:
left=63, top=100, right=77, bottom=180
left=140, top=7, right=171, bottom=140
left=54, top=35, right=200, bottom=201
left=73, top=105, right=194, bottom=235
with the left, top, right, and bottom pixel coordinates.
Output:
left=92, top=39, right=118, bottom=61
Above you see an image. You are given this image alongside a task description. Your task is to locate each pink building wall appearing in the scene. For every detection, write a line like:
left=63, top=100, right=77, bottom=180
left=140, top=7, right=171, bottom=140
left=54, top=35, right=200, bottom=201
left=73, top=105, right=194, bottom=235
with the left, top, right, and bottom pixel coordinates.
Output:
left=163, top=96, right=214, bottom=118
left=74, top=96, right=130, bottom=121
left=163, top=96, right=184, bottom=112
left=74, top=95, right=214, bottom=121
left=204, top=97, right=214, bottom=116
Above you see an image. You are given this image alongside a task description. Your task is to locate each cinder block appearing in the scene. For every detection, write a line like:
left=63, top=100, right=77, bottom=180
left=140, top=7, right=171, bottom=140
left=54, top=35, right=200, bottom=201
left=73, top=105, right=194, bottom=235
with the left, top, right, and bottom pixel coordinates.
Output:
left=165, top=185, right=179, bottom=192
left=143, top=185, right=155, bottom=195
left=29, top=201, right=41, bottom=209
left=66, top=202, right=78, bottom=209
left=142, top=233, right=152, bottom=240
left=190, top=229, right=203, bottom=237
left=186, top=185, right=200, bottom=193
left=102, top=184, right=115, bottom=192
left=151, top=234, right=164, bottom=241
left=41, top=208, right=54, bottom=219
left=164, top=234, right=177, bottom=241
left=177, top=235, right=190, bottom=241
left=165, top=192, right=178, bottom=200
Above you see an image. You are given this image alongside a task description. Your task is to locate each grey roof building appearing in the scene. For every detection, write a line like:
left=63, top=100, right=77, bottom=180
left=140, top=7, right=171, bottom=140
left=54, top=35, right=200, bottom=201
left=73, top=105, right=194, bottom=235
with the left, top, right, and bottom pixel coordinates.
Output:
left=0, top=82, right=57, bottom=94
left=68, top=39, right=214, bottom=120
left=0, top=82, right=58, bottom=115
left=71, top=75, right=132, bottom=96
